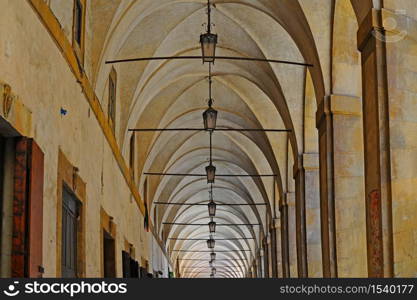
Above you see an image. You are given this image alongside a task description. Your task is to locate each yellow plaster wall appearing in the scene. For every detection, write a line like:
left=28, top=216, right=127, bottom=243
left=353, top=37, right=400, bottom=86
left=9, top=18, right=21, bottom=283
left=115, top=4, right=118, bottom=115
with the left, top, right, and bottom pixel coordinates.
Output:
left=383, top=9, right=417, bottom=277
left=0, top=0, right=169, bottom=277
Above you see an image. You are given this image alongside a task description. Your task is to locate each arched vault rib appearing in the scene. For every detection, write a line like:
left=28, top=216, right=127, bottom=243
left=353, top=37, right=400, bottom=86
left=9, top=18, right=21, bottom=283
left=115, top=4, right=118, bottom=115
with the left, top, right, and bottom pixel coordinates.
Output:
left=88, top=0, right=379, bottom=278
left=131, top=69, right=293, bottom=201
left=146, top=137, right=273, bottom=227
left=133, top=75, right=288, bottom=192
left=98, top=2, right=304, bottom=171
left=147, top=127, right=276, bottom=201
left=156, top=173, right=267, bottom=234
left=156, top=174, right=267, bottom=226
left=95, top=0, right=325, bottom=108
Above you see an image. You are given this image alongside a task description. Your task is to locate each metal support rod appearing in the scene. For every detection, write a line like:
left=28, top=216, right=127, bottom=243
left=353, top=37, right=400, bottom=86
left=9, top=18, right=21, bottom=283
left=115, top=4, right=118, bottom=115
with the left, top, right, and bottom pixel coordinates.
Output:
left=171, top=250, right=251, bottom=252
left=163, top=222, right=260, bottom=226
left=207, top=0, right=211, bottom=33
left=145, top=172, right=277, bottom=177
left=181, top=266, right=238, bottom=270
left=154, top=202, right=267, bottom=206
left=169, top=237, right=255, bottom=240
left=105, top=56, right=314, bottom=67
left=179, top=259, right=248, bottom=261
left=208, top=63, right=213, bottom=101
left=209, top=130, right=213, bottom=165
left=128, top=128, right=291, bottom=132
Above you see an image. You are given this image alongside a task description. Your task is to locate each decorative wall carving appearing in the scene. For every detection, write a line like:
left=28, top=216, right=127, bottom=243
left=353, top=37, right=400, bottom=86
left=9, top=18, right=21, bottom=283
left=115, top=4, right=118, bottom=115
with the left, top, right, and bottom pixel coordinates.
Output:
left=2, top=84, right=13, bottom=118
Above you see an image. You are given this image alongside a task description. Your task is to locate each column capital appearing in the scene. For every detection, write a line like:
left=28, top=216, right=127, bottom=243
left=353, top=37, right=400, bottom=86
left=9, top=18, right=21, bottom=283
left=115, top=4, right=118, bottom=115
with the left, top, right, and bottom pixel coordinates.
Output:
left=293, top=156, right=304, bottom=179
left=285, top=192, right=296, bottom=207
left=330, top=94, right=361, bottom=116
left=272, top=218, right=281, bottom=230
left=316, top=96, right=331, bottom=129
left=358, top=9, right=382, bottom=51
left=266, top=234, right=271, bottom=245
left=303, top=153, right=319, bottom=171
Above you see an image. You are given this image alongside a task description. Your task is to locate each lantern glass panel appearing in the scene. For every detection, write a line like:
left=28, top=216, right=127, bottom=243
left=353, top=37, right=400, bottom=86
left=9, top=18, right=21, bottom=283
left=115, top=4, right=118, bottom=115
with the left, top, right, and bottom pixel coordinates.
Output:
left=209, top=221, right=216, bottom=233
left=207, top=239, right=215, bottom=249
left=203, top=107, right=218, bottom=131
left=208, top=201, right=217, bottom=217
left=200, top=33, right=218, bottom=63
left=206, top=164, right=216, bottom=184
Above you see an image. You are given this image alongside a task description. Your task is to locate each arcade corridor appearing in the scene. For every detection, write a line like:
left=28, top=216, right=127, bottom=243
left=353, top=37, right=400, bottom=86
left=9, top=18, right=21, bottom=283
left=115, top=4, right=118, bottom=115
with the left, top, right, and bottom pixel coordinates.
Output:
left=0, top=0, right=416, bottom=278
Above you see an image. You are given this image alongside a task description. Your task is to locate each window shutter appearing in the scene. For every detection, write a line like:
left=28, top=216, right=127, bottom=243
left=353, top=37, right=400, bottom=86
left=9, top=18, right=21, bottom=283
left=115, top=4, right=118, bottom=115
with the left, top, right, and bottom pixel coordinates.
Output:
left=12, top=138, right=44, bottom=277
left=27, top=140, right=44, bottom=277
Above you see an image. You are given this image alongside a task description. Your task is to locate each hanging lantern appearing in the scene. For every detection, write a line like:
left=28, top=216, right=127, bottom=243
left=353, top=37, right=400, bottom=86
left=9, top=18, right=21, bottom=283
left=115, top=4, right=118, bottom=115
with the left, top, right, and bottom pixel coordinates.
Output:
left=206, top=164, right=216, bottom=184
left=207, top=238, right=215, bottom=249
left=208, top=200, right=217, bottom=217
left=210, top=252, right=216, bottom=261
left=203, top=105, right=218, bottom=131
left=209, top=221, right=216, bottom=233
left=209, top=260, right=214, bottom=267
left=200, top=33, right=218, bottom=63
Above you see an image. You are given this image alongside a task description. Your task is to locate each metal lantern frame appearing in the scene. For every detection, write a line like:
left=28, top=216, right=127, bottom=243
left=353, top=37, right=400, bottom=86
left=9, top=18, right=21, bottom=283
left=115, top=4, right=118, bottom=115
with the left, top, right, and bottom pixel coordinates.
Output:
left=209, top=221, right=216, bottom=233
left=208, top=199, right=217, bottom=217
left=207, top=238, right=215, bottom=249
left=203, top=105, right=218, bottom=131
left=200, top=0, right=217, bottom=64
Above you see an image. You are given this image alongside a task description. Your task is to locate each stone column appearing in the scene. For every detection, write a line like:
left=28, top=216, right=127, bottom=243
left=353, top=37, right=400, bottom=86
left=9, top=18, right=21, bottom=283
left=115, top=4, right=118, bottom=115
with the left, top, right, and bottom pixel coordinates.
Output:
left=286, top=192, right=297, bottom=277
left=259, top=249, right=265, bottom=278
left=269, top=225, right=278, bottom=277
left=279, top=203, right=290, bottom=278
left=330, top=94, right=368, bottom=277
left=294, top=160, right=308, bottom=277
left=303, top=153, right=322, bottom=277
left=357, top=9, right=394, bottom=277
left=316, top=97, right=338, bottom=277
left=263, top=237, right=270, bottom=278
left=273, top=218, right=283, bottom=278
left=252, top=259, right=257, bottom=278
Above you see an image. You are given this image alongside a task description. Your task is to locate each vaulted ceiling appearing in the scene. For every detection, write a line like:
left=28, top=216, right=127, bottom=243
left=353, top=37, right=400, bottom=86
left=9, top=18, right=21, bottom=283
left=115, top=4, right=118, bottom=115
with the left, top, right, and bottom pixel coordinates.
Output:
left=89, top=0, right=373, bottom=278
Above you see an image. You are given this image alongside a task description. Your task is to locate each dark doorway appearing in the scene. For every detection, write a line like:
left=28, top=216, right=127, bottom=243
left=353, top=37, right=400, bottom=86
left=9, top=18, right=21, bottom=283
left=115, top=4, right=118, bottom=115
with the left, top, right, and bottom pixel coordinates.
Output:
left=103, top=231, right=116, bottom=277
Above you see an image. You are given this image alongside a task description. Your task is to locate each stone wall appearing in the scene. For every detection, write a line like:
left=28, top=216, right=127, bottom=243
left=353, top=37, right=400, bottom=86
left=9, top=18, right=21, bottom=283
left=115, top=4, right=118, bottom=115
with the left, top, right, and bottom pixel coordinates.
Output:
left=0, top=0, right=169, bottom=277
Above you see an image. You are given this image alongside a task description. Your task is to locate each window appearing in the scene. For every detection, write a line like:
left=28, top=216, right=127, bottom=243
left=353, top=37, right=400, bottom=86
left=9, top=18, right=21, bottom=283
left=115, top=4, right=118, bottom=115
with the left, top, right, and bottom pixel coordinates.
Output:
left=72, top=0, right=86, bottom=64
left=74, top=0, right=82, bottom=45
left=144, top=178, right=148, bottom=207
left=108, top=68, right=117, bottom=132
left=61, top=187, right=80, bottom=278
left=129, top=133, right=135, bottom=177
